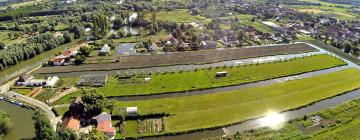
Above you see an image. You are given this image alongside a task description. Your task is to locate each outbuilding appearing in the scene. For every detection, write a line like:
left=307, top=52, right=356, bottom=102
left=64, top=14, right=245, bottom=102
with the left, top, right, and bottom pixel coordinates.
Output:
left=215, top=71, right=228, bottom=78
left=126, top=107, right=138, bottom=116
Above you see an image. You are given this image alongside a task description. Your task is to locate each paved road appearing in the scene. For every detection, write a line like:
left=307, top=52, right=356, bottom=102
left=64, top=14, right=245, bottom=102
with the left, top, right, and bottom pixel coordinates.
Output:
left=0, top=91, right=57, bottom=130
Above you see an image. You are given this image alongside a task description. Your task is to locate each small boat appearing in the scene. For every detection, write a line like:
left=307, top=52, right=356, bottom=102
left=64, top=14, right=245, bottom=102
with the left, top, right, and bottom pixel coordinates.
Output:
left=0, top=97, right=4, bottom=100
left=14, top=101, right=23, bottom=106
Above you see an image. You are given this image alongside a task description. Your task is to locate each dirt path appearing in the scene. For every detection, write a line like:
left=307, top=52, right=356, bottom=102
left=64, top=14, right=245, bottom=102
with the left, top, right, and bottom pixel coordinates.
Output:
left=47, top=87, right=78, bottom=104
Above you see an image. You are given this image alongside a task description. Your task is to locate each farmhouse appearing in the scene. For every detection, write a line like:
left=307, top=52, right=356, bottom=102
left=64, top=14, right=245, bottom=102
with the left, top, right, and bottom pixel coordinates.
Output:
left=16, top=75, right=46, bottom=87
left=61, top=116, right=80, bottom=131
left=93, top=112, right=116, bottom=139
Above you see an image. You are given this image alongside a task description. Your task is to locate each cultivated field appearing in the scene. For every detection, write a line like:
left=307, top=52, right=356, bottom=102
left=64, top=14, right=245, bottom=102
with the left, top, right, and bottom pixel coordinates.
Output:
left=97, top=54, right=345, bottom=97
left=34, top=43, right=317, bottom=74
left=115, top=68, right=360, bottom=137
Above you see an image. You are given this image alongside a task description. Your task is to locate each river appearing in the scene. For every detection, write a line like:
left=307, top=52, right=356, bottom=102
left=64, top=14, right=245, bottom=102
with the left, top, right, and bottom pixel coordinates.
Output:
left=0, top=100, right=35, bottom=140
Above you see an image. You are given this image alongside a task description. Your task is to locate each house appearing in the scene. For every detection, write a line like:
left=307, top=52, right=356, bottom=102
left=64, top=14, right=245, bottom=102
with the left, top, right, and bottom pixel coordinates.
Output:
left=45, top=76, right=59, bottom=87
left=200, top=41, right=217, bottom=49
left=64, top=48, right=78, bottom=58
left=223, top=35, right=237, bottom=45
left=99, top=44, right=110, bottom=55
left=61, top=116, right=80, bottom=131
left=16, top=75, right=46, bottom=87
left=93, top=112, right=116, bottom=139
left=51, top=56, right=66, bottom=66
left=147, top=43, right=159, bottom=52
left=126, top=107, right=138, bottom=116
left=16, top=75, right=33, bottom=86
left=299, top=29, right=311, bottom=35
left=177, top=40, right=188, bottom=49
left=26, top=79, right=46, bottom=87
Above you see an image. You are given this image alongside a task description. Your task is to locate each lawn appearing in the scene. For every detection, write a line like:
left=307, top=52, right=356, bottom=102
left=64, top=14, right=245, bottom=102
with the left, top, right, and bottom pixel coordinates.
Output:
left=0, top=39, right=79, bottom=85
left=124, top=120, right=139, bottom=137
left=99, top=54, right=345, bottom=96
left=12, top=88, right=33, bottom=95
left=115, top=68, right=360, bottom=137
left=54, top=23, right=69, bottom=31
left=145, top=9, right=210, bottom=24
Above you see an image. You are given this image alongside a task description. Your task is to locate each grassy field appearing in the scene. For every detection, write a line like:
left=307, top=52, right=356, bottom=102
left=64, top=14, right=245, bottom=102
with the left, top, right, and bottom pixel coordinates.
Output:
left=98, top=54, right=345, bottom=96
left=230, top=96, right=360, bottom=140
left=0, top=31, right=26, bottom=46
left=145, top=9, right=210, bottom=24
left=115, top=68, right=360, bottom=137
left=12, top=88, right=32, bottom=95
left=124, top=120, right=139, bottom=137
left=289, top=5, right=357, bottom=20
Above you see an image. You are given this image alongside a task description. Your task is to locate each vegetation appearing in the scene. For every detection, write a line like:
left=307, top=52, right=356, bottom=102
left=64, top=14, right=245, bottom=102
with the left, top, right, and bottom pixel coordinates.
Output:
left=0, top=110, right=12, bottom=138
left=99, top=54, right=345, bottom=96
left=32, top=110, right=56, bottom=140
left=115, top=68, right=360, bottom=137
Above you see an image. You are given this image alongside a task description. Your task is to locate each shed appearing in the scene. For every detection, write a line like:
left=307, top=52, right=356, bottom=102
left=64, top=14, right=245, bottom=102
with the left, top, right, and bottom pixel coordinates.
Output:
left=99, top=44, right=110, bottom=55
left=215, top=71, right=228, bottom=78
left=45, top=76, right=59, bottom=87
left=126, top=107, right=138, bottom=116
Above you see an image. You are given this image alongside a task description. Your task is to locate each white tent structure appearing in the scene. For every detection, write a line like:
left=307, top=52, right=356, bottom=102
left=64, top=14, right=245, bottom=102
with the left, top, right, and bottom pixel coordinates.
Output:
left=45, top=76, right=59, bottom=87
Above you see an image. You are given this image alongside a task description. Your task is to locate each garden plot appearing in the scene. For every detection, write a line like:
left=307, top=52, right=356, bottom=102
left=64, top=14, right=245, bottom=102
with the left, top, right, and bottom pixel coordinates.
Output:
left=34, top=43, right=317, bottom=74
left=138, top=118, right=164, bottom=134
left=77, top=74, right=108, bottom=87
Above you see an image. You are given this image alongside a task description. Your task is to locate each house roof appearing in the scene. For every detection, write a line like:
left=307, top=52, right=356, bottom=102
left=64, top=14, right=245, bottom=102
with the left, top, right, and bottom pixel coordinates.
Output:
left=62, top=116, right=80, bottom=131
left=96, top=121, right=116, bottom=134
left=94, top=112, right=112, bottom=123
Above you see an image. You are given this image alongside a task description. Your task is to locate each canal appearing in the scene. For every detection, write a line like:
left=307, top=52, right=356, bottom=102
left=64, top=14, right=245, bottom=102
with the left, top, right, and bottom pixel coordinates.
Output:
left=0, top=100, right=35, bottom=140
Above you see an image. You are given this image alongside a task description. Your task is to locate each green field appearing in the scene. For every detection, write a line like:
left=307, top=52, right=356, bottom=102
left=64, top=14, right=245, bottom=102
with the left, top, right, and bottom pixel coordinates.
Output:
left=12, top=88, right=32, bottom=95
left=98, top=55, right=345, bottom=97
left=289, top=5, right=358, bottom=20
left=145, top=9, right=210, bottom=24
left=115, top=68, right=360, bottom=137
left=0, top=31, right=26, bottom=46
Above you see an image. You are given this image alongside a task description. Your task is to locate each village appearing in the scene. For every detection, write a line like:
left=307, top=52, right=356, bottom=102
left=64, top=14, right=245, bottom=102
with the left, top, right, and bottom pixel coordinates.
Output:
left=0, top=0, right=360, bottom=140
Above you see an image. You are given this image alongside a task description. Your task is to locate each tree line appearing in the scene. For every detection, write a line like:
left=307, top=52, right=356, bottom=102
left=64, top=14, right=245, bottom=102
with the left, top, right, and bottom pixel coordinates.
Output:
left=0, top=32, right=68, bottom=70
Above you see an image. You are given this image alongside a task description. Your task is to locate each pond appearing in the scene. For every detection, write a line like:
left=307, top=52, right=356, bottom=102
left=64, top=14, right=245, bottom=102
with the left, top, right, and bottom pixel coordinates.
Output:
left=0, top=100, right=35, bottom=140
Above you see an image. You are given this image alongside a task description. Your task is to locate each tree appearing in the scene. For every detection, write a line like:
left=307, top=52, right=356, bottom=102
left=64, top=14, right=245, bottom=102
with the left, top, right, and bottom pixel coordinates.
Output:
left=63, top=32, right=73, bottom=43
left=81, top=90, right=110, bottom=117
left=79, top=46, right=92, bottom=57
left=342, top=40, right=352, bottom=53
left=58, top=129, right=77, bottom=140
left=113, top=17, right=124, bottom=30
left=32, top=110, right=56, bottom=140
left=74, top=55, right=86, bottom=65
left=0, top=110, right=12, bottom=137
left=81, top=129, right=107, bottom=140
left=0, top=42, right=5, bottom=50
left=117, top=30, right=125, bottom=38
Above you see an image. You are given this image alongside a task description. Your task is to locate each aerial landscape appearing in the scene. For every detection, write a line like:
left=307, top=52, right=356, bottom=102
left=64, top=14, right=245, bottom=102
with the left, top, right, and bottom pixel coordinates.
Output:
left=0, top=0, right=360, bottom=140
